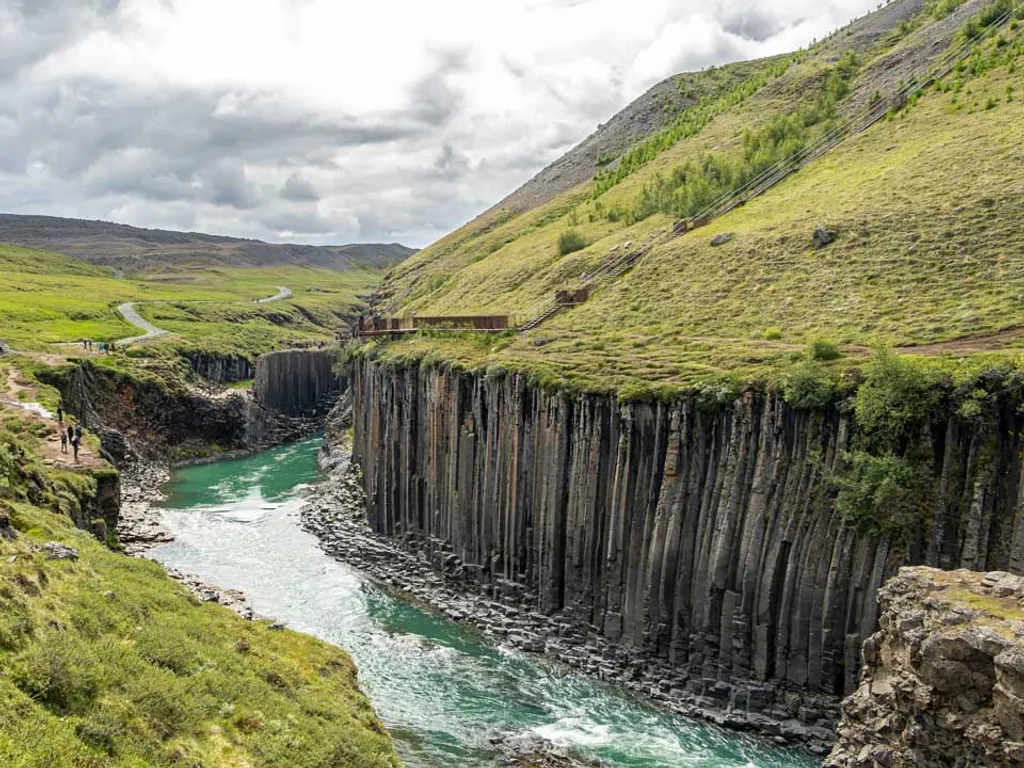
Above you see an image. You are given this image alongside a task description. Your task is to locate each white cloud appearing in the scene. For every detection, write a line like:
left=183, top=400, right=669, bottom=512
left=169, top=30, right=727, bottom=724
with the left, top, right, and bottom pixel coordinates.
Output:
left=0, top=0, right=881, bottom=247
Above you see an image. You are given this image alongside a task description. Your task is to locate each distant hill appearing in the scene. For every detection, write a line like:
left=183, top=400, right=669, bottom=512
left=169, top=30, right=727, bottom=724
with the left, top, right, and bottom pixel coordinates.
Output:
left=0, top=214, right=416, bottom=273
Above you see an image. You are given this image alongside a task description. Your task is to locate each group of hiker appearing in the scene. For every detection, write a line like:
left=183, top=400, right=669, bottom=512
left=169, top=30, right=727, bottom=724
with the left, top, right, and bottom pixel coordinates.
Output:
left=81, top=339, right=118, bottom=355
left=55, top=402, right=84, bottom=462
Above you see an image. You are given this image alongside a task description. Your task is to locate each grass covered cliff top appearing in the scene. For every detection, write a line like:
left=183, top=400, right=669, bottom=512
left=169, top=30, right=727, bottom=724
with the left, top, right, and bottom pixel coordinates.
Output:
left=0, top=423, right=400, bottom=768
left=366, top=0, right=1024, bottom=399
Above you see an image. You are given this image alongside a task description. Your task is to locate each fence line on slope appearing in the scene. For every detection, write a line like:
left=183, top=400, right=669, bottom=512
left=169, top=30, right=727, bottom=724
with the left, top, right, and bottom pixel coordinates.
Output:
left=517, top=5, right=1015, bottom=333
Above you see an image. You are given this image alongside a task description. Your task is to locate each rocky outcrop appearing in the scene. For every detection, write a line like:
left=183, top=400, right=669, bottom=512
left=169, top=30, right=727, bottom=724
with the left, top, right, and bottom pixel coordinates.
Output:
left=826, top=567, right=1024, bottom=767
left=254, top=348, right=341, bottom=416
left=41, top=361, right=250, bottom=460
left=349, top=358, right=1024, bottom=739
left=73, top=468, right=121, bottom=544
left=0, top=506, right=15, bottom=541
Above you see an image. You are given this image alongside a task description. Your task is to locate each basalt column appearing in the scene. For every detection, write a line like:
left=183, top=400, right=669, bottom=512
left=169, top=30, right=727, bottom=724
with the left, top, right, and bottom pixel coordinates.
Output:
left=350, top=357, right=1024, bottom=708
left=254, top=349, right=342, bottom=416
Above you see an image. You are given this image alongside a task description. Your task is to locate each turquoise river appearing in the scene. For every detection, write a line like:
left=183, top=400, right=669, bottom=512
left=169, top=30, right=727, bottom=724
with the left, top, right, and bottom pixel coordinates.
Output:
left=152, top=437, right=817, bottom=768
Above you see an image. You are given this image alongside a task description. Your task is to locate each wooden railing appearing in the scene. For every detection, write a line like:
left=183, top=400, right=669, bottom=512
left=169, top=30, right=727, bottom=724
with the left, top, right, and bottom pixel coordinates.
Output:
left=356, top=314, right=510, bottom=337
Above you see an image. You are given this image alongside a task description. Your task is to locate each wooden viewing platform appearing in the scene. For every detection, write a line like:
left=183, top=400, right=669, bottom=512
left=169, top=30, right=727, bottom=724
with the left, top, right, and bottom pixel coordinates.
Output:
left=356, top=314, right=510, bottom=337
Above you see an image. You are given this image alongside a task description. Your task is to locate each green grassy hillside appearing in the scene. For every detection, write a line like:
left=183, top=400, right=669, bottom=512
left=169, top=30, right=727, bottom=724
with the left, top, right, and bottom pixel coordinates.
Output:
left=0, top=429, right=400, bottom=768
left=0, top=243, right=378, bottom=358
left=370, top=0, right=1024, bottom=397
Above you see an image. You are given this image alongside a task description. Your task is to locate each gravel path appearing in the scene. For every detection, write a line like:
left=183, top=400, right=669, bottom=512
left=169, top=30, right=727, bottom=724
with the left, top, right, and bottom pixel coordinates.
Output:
left=115, top=302, right=169, bottom=345
left=255, top=285, right=292, bottom=303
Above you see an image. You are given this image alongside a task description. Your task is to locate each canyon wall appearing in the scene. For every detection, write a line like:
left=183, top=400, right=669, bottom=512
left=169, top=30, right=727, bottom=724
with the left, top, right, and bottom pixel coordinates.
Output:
left=350, top=358, right=1024, bottom=727
left=254, top=348, right=341, bottom=416
left=181, top=350, right=255, bottom=384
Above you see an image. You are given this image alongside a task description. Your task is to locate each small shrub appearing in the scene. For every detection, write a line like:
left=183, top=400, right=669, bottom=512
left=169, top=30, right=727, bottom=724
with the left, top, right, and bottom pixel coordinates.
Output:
left=808, top=339, right=842, bottom=361
left=12, top=633, right=101, bottom=714
left=932, top=0, right=964, bottom=19
left=783, top=361, right=836, bottom=409
left=762, top=327, right=783, bottom=341
left=834, top=451, right=931, bottom=535
left=557, top=230, right=587, bottom=256
left=854, top=349, right=942, bottom=453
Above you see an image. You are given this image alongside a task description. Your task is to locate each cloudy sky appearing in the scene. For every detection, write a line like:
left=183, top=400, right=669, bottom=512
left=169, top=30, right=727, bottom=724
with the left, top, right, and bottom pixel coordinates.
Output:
left=0, top=0, right=881, bottom=248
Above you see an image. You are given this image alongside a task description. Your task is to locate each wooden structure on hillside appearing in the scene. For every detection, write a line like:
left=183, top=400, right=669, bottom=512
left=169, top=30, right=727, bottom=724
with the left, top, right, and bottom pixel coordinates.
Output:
left=555, top=287, right=590, bottom=306
left=356, top=314, right=510, bottom=338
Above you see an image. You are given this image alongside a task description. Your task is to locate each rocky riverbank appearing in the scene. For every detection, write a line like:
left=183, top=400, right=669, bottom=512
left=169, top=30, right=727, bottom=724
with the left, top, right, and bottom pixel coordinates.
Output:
left=303, top=435, right=833, bottom=756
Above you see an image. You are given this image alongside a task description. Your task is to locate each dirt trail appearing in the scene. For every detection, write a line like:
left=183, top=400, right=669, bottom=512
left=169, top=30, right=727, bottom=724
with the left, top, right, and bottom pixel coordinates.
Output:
left=255, top=285, right=292, bottom=303
left=115, top=302, right=169, bottom=345
left=1, top=366, right=105, bottom=470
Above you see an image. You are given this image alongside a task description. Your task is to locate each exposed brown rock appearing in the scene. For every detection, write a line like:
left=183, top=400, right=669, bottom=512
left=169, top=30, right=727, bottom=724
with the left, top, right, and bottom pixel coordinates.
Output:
left=825, top=567, right=1024, bottom=768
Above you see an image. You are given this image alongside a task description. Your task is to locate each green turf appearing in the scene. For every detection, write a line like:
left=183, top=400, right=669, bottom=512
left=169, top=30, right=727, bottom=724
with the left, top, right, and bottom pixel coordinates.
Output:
left=369, top=3, right=1024, bottom=396
left=0, top=430, right=400, bottom=768
left=0, top=243, right=379, bottom=357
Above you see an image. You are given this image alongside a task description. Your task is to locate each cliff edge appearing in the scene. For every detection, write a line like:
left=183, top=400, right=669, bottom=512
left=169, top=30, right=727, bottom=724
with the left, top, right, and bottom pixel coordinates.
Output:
left=826, top=566, right=1024, bottom=767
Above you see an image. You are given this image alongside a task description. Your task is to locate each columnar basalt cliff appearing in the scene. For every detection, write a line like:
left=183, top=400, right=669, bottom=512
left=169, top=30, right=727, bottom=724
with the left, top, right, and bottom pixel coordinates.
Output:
left=181, top=350, right=255, bottom=384
left=825, top=567, right=1024, bottom=767
left=254, top=349, right=342, bottom=416
left=350, top=358, right=1024, bottom=731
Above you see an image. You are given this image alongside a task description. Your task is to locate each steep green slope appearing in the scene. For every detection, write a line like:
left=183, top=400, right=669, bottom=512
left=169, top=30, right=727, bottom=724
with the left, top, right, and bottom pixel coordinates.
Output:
left=0, top=432, right=400, bottom=768
left=371, top=0, right=1024, bottom=396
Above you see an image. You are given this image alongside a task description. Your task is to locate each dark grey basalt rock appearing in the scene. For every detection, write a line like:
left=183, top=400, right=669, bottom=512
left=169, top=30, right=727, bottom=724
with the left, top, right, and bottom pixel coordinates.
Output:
left=254, top=348, right=341, bottom=416
left=342, top=357, right=1024, bottom=747
left=41, top=542, right=78, bottom=561
left=813, top=226, right=836, bottom=248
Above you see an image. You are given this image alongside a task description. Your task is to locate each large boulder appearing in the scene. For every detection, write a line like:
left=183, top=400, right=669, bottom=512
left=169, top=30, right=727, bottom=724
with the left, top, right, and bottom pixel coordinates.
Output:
left=826, top=567, right=1024, bottom=768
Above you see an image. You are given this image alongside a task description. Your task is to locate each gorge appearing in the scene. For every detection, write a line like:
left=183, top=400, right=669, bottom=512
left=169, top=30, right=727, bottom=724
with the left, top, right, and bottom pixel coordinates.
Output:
left=346, top=356, right=1024, bottom=748
left=150, top=436, right=816, bottom=767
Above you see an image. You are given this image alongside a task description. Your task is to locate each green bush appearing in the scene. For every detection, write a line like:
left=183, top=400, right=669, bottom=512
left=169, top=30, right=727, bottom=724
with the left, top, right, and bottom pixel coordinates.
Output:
left=782, top=361, right=836, bottom=409
left=854, top=349, right=942, bottom=453
left=557, top=230, right=587, bottom=256
left=762, top=327, right=783, bottom=340
left=809, top=339, right=842, bottom=361
left=834, top=451, right=931, bottom=535
left=628, top=54, right=857, bottom=222
left=594, top=53, right=801, bottom=195
left=932, top=0, right=964, bottom=19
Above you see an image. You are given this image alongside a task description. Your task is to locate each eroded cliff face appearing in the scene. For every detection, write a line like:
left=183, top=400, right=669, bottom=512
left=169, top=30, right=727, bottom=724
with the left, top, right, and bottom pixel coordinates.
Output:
left=350, top=358, right=1024, bottom=730
left=825, top=567, right=1024, bottom=767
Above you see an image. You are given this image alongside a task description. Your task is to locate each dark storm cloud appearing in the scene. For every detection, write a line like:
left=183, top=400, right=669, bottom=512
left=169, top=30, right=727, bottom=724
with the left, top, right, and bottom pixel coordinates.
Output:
left=280, top=173, right=321, bottom=202
left=717, top=5, right=793, bottom=42
left=0, top=0, right=118, bottom=82
left=408, top=47, right=471, bottom=126
left=261, top=207, right=336, bottom=235
left=432, top=143, right=470, bottom=179
left=0, top=75, right=426, bottom=190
